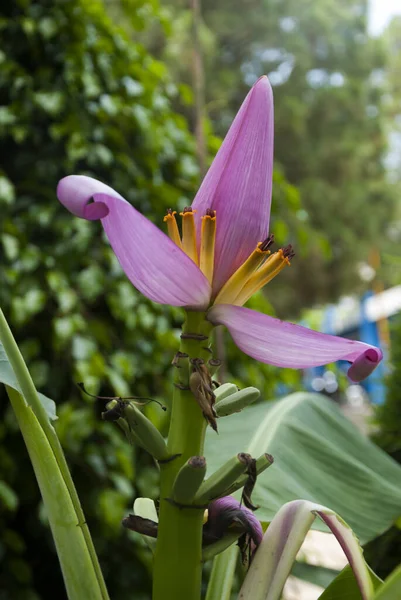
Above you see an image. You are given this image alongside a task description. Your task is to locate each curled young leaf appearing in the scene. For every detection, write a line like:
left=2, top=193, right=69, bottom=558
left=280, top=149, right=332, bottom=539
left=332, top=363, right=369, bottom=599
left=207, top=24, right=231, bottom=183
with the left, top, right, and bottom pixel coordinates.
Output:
left=239, top=500, right=374, bottom=600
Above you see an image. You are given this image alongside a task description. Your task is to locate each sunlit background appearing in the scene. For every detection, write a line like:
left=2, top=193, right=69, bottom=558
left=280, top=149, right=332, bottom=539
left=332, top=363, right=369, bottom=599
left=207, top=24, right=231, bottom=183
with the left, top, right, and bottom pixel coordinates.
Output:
left=369, top=0, right=401, bottom=35
left=1, top=0, right=401, bottom=598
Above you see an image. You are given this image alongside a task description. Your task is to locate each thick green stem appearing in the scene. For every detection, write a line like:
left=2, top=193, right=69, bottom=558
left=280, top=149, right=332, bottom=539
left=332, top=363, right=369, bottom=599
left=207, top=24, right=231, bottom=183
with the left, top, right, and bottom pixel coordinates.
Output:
left=153, top=311, right=213, bottom=600
left=0, top=308, right=109, bottom=600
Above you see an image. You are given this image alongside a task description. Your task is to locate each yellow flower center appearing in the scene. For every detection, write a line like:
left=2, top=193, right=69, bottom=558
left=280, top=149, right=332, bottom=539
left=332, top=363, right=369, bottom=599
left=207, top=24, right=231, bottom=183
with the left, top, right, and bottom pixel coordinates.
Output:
left=164, top=208, right=294, bottom=306
left=200, top=209, right=216, bottom=284
left=163, top=209, right=182, bottom=249
left=179, top=207, right=199, bottom=265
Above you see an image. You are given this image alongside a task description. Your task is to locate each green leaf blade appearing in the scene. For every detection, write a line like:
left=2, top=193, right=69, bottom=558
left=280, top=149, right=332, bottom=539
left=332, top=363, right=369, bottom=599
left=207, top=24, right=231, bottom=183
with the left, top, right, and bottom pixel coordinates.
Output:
left=205, top=393, right=401, bottom=544
left=373, top=564, right=401, bottom=600
left=319, top=565, right=382, bottom=600
left=0, top=341, right=57, bottom=420
left=7, top=387, right=104, bottom=600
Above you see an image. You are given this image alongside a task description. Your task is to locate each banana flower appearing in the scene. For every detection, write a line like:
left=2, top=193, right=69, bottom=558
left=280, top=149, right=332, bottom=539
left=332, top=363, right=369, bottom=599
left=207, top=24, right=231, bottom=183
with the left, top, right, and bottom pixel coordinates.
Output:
left=57, top=76, right=381, bottom=382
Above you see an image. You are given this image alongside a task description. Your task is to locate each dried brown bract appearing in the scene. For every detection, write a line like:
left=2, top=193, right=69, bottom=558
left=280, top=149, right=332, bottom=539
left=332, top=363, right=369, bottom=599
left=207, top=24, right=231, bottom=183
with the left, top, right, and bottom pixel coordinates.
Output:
left=189, top=358, right=218, bottom=432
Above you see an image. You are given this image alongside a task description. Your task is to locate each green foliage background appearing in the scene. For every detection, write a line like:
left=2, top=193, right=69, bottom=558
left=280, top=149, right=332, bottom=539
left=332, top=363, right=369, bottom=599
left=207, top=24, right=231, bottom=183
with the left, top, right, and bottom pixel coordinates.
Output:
left=159, top=0, right=397, bottom=315
left=0, top=0, right=398, bottom=598
left=0, top=0, right=197, bottom=597
left=364, top=316, right=401, bottom=580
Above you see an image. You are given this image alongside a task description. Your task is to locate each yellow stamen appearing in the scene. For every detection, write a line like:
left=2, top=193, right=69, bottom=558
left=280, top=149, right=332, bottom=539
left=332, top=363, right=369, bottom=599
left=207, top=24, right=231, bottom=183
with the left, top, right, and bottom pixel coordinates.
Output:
left=180, top=207, right=199, bottom=265
left=200, top=211, right=216, bottom=283
left=163, top=210, right=182, bottom=248
left=233, top=250, right=291, bottom=306
left=203, top=509, right=209, bottom=524
left=214, top=243, right=271, bottom=305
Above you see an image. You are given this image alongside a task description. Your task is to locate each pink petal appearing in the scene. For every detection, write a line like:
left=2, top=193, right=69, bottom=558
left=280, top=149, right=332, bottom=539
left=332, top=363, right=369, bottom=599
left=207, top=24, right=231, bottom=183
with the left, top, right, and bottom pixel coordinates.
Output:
left=208, top=305, right=382, bottom=382
left=57, top=175, right=124, bottom=220
left=192, top=77, right=274, bottom=294
left=57, top=176, right=211, bottom=307
left=347, top=349, right=381, bottom=382
left=97, top=194, right=211, bottom=307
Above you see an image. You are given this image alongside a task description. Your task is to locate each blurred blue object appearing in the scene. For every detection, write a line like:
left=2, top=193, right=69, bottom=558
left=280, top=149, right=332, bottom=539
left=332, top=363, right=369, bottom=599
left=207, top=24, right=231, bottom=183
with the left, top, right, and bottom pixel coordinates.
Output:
left=304, top=286, right=401, bottom=404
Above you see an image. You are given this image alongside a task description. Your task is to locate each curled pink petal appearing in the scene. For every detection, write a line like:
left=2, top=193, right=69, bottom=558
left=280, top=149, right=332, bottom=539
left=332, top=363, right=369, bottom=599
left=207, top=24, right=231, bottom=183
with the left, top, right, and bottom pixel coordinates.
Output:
left=94, top=193, right=211, bottom=308
left=208, top=304, right=382, bottom=382
left=57, top=175, right=125, bottom=220
left=192, top=77, right=274, bottom=294
left=57, top=176, right=211, bottom=307
left=347, top=348, right=382, bottom=383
